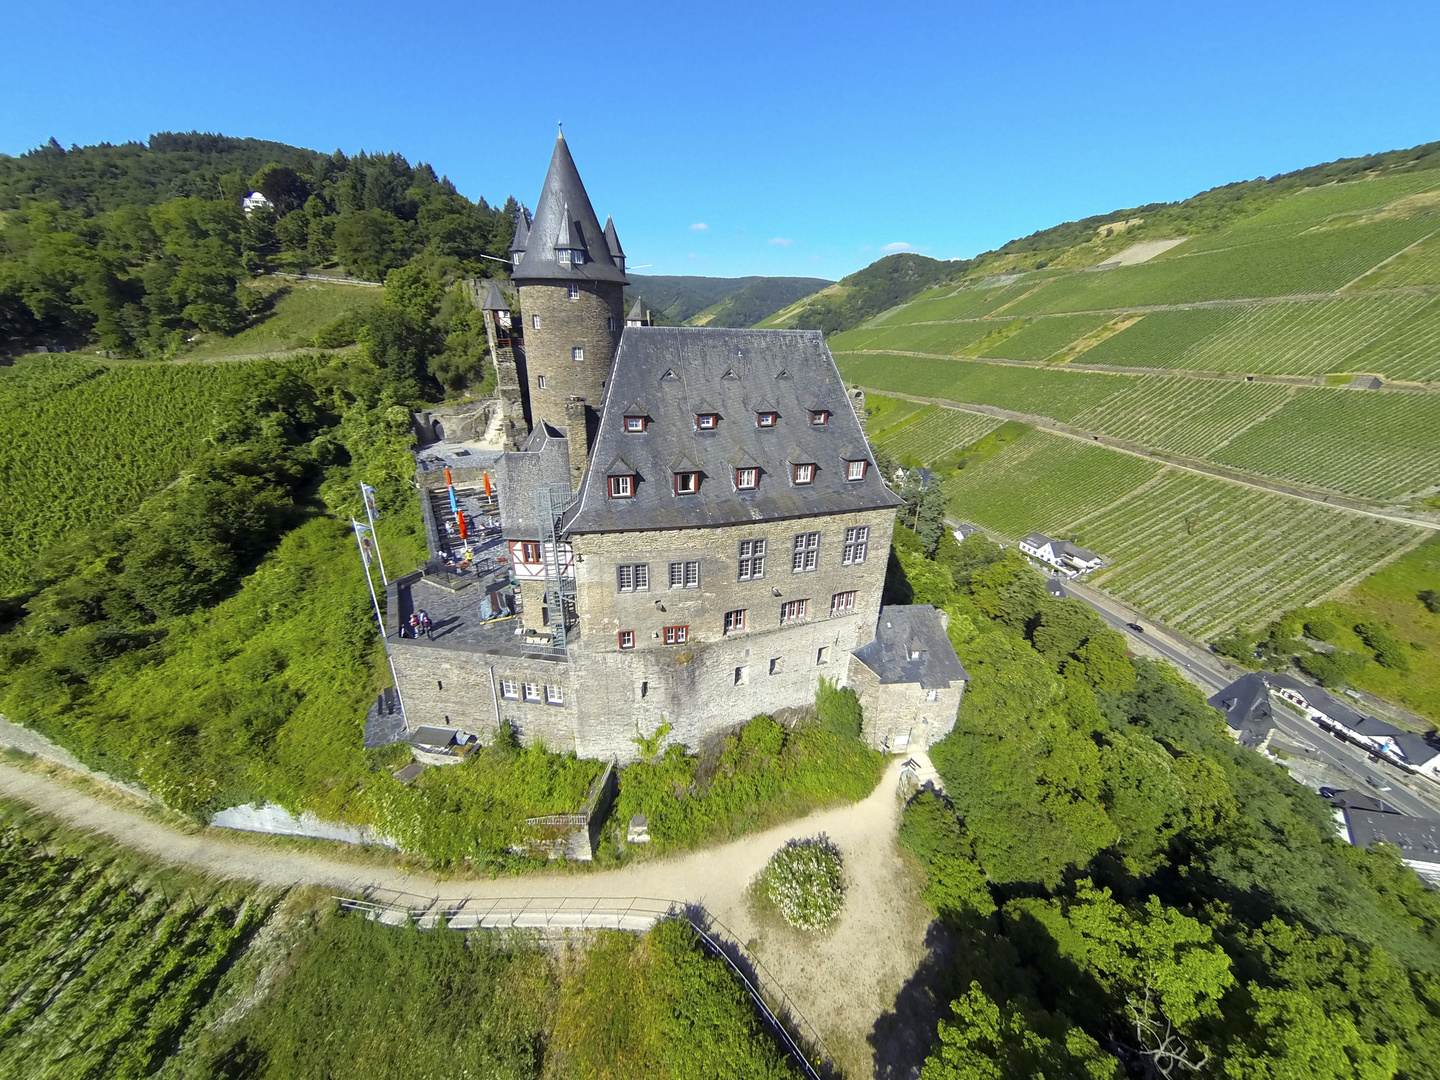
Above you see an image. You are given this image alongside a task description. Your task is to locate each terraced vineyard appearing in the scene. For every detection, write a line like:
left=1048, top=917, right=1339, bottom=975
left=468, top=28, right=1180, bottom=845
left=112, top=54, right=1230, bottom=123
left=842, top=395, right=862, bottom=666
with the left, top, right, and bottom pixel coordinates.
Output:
left=872, top=405, right=1000, bottom=463
left=934, top=431, right=1425, bottom=636
left=984, top=313, right=1116, bottom=360
left=941, top=430, right=1163, bottom=537
left=877, top=276, right=1050, bottom=325
left=1076, top=471, right=1422, bottom=636
left=1070, top=378, right=1295, bottom=458
left=827, top=319, right=1003, bottom=356
left=1004, top=218, right=1437, bottom=315
left=0, top=809, right=272, bottom=1080
left=1212, top=388, right=1440, bottom=498
left=1353, top=229, right=1440, bottom=289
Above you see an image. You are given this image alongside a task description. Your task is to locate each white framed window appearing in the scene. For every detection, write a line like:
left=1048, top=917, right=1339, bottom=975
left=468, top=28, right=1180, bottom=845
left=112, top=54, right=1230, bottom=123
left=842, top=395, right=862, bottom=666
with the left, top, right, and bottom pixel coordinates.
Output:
left=608, top=474, right=634, bottom=498
left=523, top=682, right=542, bottom=702
left=616, top=563, right=649, bottom=592
left=792, top=463, right=815, bottom=485
left=792, top=532, right=820, bottom=573
left=846, top=459, right=867, bottom=481
left=624, top=415, right=646, bottom=432
left=500, top=679, right=519, bottom=700
left=568, top=283, right=580, bottom=300
left=831, top=590, right=857, bottom=616
left=519, top=542, right=542, bottom=564
left=696, top=413, right=718, bottom=430
left=738, top=539, right=766, bottom=580
left=663, top=625, right=689, bottom=645
left=927, top=689, right=939, bottom=702
left=546, top=684, right=564, bottom=705
left=780, top=598, right=808, bottom=624
left=735, top=467, right=758, bottom=491
left=842, top=526, right=869, bottom=566
left=572, top=346, right=584, bottom=362
left=618, top=630, right=635, bottom=650
left=674, top=471, right=699, bottom=495
left=810, top=410, right=830, bottom=425
left=757, top=411, right=777, bottom=428
left=724, top=609, right=746, bottom=634
left=537, top=374, right=547, bottom=389
left=531, top=314, right=541, bottom=329
left=669, top=560, right=699, bottom=589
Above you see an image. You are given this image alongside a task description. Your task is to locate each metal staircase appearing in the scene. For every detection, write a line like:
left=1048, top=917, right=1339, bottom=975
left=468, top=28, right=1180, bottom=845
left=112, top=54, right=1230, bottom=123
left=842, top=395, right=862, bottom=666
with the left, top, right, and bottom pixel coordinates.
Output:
left=531, top=484, right=578, bottom=651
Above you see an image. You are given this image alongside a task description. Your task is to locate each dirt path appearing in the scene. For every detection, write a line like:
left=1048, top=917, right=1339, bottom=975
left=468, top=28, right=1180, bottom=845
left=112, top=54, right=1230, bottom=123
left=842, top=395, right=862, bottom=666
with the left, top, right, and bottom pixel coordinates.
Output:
left=0, top=758, right=935, bottom=1078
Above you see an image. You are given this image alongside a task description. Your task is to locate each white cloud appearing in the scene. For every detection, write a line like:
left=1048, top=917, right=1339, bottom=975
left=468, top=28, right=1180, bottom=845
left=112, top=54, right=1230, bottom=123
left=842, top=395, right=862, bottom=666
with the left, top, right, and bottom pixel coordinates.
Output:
left=689, top=222, right=709, bottom=231
left=768, top=237, right=794, bottom=246
left=880, top=241, right=915, bottom=253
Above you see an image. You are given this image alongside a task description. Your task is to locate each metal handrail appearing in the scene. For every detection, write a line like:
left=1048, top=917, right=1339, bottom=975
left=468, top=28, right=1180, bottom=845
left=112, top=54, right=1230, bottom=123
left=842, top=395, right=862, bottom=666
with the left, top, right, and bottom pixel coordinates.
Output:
left=331, top=890, right=830, bottom=1078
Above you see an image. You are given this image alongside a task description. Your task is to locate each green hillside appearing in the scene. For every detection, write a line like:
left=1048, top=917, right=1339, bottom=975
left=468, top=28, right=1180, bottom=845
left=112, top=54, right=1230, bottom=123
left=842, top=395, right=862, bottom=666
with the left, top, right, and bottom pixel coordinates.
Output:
left=757, top=253, right=960, bottom=333
left=625, top=273, right=831, bottom=326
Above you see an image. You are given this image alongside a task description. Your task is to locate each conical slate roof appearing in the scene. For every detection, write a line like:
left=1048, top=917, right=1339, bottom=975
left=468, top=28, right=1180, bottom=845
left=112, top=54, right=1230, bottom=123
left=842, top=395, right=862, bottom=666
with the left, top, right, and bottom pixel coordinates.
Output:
left=481, top=280, right=509, bottom=311
left=626, top=298, right=653, bottom=324
left=604, top=216, right=624, bottom=260
left=511, top=133, right=627, bottom=285
left=509, top=207, right=530, bottom=255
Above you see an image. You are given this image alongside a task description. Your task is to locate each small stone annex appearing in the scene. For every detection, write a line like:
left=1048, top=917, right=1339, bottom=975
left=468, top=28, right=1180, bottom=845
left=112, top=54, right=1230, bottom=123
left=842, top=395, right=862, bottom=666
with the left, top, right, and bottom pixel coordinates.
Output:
left=384, top=132, right=967, bottom=762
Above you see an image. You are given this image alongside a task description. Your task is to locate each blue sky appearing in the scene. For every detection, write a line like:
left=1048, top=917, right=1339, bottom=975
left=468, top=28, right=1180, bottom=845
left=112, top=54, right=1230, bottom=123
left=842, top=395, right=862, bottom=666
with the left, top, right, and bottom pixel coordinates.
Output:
left=3, top=1, right=1437, bottom=280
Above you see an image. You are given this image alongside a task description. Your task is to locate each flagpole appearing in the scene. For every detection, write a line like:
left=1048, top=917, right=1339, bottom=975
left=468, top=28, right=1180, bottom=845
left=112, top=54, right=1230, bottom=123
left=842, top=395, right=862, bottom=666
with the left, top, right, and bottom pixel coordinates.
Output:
left=354, top=519, right=405, bottom=718
left=359, top=483, right=388, bottom=584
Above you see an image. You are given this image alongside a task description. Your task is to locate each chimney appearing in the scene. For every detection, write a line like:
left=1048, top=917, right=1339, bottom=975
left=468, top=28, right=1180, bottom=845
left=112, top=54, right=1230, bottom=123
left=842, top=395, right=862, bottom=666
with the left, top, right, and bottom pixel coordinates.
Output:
left=850, top=386, right=868, bottom=433
left=564, top=396, right=589, bottom=491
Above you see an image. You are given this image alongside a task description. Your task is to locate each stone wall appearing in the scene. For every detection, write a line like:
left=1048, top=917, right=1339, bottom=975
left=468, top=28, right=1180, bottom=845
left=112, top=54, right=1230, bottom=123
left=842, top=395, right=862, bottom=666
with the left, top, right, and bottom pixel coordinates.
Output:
left=849, top=661, right=964, bottom=753
left=517, top=281, right=623, bottom=435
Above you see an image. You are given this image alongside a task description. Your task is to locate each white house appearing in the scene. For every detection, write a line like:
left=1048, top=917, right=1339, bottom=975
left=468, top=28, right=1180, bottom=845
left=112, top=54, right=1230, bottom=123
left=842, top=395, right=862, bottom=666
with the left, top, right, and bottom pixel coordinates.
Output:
left=1019, top=532, right=1103, bottom=576
left=242, top=191, right=274, bottom=216
left=1264, top=673, right=1440, bottom=781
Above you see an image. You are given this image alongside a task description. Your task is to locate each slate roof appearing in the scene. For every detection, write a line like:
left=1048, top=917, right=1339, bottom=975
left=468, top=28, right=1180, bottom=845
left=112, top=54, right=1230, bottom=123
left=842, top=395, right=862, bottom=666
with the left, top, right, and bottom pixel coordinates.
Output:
left=1053, top=539, right=1100, bottom=562
left=1046, top=578, right=1067, bottom=598
left=1208, top=673, right=1275, bottom=747
left=1323, top=790, right=1400, bottom=814
left=563, top=327, right=903, bottom=533
left=1345, top=808, right=1440, bottom=866
left=627, top=298, right=653, bottom=324
left=510, top=133, right=627, bottom=286
left=1392, top=731, right=1440, bottom=767
left=481, top=280, right=510, bottom=311
left=1022, top=532, right=1051, bottom=546
left=496, top=426, right=572, bottom=541
left=1263, top=672, right=1371, bottom=730
left=852, top=606, right=970, bottom=690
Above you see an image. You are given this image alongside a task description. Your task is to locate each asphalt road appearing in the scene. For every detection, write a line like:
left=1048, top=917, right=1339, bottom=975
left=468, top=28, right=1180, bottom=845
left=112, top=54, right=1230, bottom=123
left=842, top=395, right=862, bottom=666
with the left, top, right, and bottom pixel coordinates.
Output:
left=1051, top=574, right=1440, bottom=818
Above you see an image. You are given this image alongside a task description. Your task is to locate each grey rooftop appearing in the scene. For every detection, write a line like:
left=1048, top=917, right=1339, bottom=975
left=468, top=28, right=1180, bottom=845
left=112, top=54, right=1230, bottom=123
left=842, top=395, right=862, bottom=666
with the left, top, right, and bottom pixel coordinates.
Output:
left=1208, top=673, right=1275, bottom=746
left=852, top=605, right=969, bottom=690
left=510, top=134, right=627, bottom=286
left=564, top=327, right=903, bottom=533
left=1345, top=807, right=1440, bottom=866
left=496, top=425, right=572, bottom=541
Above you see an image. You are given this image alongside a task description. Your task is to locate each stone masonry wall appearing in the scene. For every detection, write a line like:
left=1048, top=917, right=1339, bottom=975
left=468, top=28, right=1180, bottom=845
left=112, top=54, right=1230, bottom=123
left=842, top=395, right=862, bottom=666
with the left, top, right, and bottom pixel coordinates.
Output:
left=850, top=661, right=964, bottom=753
left=518, top=281, right=623, bottom=435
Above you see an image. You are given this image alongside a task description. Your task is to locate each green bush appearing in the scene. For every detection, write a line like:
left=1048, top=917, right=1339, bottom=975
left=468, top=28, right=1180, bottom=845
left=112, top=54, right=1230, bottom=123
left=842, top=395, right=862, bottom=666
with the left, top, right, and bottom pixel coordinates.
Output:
left=1420, top=589, right=1440, bottom=614
left=1303, top=616, right=1341, bottom=642
left=898, top=790, right=996, bottom=919
left=757, top=836, right=846, bottom=931
left=1356, top=620, right=1413, bottom=671
left=1297, top=647, right=1371, bottom=687
left=815, top=676, right=863, bottom=739
left=613, top=714, right=883, bottom=851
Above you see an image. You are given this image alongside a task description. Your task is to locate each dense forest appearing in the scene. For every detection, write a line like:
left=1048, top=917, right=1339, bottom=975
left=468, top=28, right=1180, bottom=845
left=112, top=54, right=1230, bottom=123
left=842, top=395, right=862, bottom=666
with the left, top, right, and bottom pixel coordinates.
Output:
left=761, top=252, right=964, bottom=334
left=625, top=273, right=832, bottom=326
left=0, top=133, right=513, bottom=392
left=867, top=464, right=1440, bottom=1079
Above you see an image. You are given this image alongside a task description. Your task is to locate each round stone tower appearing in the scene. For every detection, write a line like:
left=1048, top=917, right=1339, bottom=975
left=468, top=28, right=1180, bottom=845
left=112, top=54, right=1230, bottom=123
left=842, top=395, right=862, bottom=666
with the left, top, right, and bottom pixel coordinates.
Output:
left=510, top=132, right=628, bottom=442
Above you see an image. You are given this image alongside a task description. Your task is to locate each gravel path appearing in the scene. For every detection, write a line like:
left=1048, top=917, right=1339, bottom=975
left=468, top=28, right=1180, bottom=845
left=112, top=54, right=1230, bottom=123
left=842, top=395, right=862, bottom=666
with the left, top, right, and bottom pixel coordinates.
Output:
left=0, top=757, right=936, bottom=1078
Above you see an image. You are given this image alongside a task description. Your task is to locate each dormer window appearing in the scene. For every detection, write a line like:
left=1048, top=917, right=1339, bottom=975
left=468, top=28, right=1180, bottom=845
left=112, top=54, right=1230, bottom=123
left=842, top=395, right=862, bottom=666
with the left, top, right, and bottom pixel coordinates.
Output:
left=624, top=415, right=647, bottom=433
left=608, top=474, right=634, bottom=499
left=846, top=459, right=868, bottom=481
left=674, top=472, right=699, bottom=495
left=792, top=463, right=815, bottom=485
left=757, top=412, right=778, bottom=428
left=696, top=413, right=718, bottom=430
left=735, top=467, right=758, bottom=491
left=810, top=410, right=830, bottom=425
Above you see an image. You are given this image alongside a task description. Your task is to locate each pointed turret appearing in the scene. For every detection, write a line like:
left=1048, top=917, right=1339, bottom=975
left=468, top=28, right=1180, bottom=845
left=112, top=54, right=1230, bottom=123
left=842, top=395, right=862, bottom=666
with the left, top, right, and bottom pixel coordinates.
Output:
left=625, top=298, right=654, bottom=327
left=604, top=216, right=624, bottom=272
left=512, top=133, right=627, bottom=285
left=510, top=206, right=530, bottom=267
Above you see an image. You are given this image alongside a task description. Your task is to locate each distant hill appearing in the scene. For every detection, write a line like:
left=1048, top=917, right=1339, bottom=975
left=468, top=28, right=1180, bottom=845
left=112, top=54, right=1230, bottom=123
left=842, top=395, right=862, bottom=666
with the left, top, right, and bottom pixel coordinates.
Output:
left=756, top=253, right=963, bottom=334
left=625, top=274, right=831, bottom=327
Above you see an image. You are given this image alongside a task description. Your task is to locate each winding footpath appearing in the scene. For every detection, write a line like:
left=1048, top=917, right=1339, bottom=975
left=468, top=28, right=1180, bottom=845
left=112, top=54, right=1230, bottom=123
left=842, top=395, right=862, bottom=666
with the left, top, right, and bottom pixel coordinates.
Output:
left=0, top=755, right=935, bottom=1076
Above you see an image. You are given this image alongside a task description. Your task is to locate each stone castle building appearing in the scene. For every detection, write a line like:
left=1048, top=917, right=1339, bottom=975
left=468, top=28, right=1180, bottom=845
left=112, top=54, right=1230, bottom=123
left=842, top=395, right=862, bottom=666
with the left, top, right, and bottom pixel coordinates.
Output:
left=387, top=133, right=966, bottom=762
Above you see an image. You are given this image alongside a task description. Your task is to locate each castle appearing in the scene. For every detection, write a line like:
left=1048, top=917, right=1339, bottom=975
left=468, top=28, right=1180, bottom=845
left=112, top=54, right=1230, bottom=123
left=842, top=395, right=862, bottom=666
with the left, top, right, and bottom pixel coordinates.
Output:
left=387, top=133, right=966, bottom=762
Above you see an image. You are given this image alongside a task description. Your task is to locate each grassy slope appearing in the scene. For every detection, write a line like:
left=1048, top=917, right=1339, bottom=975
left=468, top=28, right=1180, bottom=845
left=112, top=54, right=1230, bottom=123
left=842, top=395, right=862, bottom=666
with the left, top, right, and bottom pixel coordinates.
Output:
left=182, top=276, right=375, bottom=360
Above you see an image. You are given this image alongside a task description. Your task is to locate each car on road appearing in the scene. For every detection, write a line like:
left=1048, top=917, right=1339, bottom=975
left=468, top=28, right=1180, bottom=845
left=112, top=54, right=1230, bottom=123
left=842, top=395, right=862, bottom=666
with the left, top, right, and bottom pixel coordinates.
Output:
left=1126, top=623, right=1145, bottom=633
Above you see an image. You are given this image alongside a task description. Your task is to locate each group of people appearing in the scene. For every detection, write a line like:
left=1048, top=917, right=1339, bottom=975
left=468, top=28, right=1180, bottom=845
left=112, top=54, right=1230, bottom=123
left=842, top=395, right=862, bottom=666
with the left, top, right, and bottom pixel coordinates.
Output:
left=403, top=609, right=434, bottom=640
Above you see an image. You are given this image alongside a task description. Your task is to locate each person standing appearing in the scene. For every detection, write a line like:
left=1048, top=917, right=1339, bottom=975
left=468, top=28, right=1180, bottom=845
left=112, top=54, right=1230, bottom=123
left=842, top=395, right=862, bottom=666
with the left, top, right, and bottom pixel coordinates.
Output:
left=408, top=613, right=420, bottom=639
left=419, top=609, right=433, bottom=640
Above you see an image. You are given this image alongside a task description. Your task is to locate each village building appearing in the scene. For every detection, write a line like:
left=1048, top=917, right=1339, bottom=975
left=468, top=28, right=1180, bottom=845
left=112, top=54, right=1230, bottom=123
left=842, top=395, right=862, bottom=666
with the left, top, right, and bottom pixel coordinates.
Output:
left=383, top=133, right=966, bottom=762
left=1019, top=533, right=1103, bottom=576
